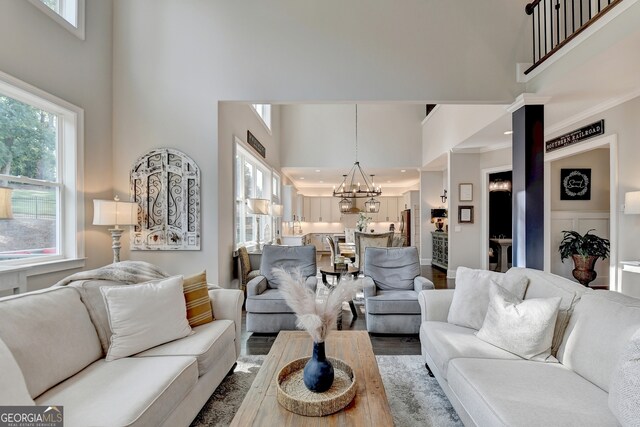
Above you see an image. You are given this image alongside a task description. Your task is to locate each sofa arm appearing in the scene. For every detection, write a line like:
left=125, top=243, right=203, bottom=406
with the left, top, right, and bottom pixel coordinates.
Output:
left=305, top=276, right=318, bottom=293
left=418, top=289, right=454, bottom=322
left=247, top=275, right=267, bottom=297
left=208, top=288, right=243, bottom=359
left=362, top=276, right=376, bottom=299
left=414, top=276, right=435, bottom=292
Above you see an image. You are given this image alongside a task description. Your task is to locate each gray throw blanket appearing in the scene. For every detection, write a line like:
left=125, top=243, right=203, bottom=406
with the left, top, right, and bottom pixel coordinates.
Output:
left=54, top=261, right=169, bottom=287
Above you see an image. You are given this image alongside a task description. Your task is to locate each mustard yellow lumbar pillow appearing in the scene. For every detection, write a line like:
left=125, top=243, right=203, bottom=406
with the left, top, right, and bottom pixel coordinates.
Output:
left=183, top=271, right=214, bottom=327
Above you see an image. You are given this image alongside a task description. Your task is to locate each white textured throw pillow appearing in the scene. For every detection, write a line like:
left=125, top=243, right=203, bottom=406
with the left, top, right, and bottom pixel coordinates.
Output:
left=609, top=328, right=640, bottom=427
left=476, top=281, right=561, bottom=361
left=101, top=276, right=192, bottom=361
left=447, top=266, right=529, bottom=330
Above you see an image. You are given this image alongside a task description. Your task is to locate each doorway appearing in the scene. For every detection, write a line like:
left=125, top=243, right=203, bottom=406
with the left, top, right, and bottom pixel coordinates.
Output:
left=544, top=134, right=618, bottom=291
left=480, top=165, right=512, bottom=270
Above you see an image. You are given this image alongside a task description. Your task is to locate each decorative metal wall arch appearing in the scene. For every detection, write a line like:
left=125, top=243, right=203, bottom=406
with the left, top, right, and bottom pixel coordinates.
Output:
left=130, top=148, right=200, bottom=250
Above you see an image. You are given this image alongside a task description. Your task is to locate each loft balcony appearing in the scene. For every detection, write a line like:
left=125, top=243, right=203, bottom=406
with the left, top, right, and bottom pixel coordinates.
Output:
left=524, top=0, right=624, bottom=74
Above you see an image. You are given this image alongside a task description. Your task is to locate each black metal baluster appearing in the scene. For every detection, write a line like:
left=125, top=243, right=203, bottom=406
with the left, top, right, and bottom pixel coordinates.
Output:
left=532, top=9, right=536, bottom=63
left=572, top=0, right=576, bottom=32
left=564, top=0, right=567, bottom=40
left=538, top=6, right=542, bottom=60
left=598, top=0, right=601, bottom=13
left=555, top=0, right=560, bottom=49
left=580, top=0, right=583, bottom=27
left=544, top=0, right=548, bottom=55
left=589, top=0, right=592, bottom=19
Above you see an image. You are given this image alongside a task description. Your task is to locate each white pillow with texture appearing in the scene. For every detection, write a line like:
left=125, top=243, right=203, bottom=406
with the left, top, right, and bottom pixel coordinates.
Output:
left=609, top=328, right=640, bottom=427
left=101, top=276, right=192, bottom=361
left=447, top=266, right=529, bottom=330
left=476, top=281, right=561, bottom=361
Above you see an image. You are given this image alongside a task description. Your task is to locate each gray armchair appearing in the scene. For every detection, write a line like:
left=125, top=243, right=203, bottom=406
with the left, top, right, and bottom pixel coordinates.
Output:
left=362, top=246, right=434, bottom=334
left=245, top=245, right=317, bottom=333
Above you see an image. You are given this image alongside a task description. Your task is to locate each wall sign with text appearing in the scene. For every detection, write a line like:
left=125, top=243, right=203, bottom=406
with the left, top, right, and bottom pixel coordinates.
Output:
left=546, top=120, right=604, bottom=153
left=247, top=130, right=266, bottom=158
left=561, top=168, right=591, bottom=200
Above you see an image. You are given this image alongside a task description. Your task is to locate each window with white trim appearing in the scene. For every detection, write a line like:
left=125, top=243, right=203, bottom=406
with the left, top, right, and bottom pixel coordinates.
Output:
left=28, top=0, right=85, bottom=40
left=0, top=72, right=83, bottom=266
left=235, top=142, right=274, bottom=250
left=251, top=104, right=272, bottom=131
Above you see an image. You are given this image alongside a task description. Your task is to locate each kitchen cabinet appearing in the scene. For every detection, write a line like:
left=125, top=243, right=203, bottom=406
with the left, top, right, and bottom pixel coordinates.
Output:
left=283, top=185, right=295, bottom=222
left=432, top=232, right=448, bottom=270
left=309, top=198, right=321, bottom=222
left=320, top=198, right=332, bottom=222
left=330, top=198, right=343, bottom=222
left=282, top=233, right=310, bottom=246
left=302, top=197, right=310, bottom=222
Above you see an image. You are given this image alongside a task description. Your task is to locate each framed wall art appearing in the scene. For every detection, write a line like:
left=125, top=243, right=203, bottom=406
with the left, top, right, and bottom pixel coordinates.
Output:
left=458, top=205, right=474, bottom=224
left=130, top=148, right=201, bottom=250
left=560, top=168, right=591, bottom=200
left=459, top=183, right=473, bottom=201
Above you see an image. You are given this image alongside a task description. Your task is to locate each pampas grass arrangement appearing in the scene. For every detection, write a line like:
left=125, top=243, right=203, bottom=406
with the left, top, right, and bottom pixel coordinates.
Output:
left=272, top=268, right=362, bottom=343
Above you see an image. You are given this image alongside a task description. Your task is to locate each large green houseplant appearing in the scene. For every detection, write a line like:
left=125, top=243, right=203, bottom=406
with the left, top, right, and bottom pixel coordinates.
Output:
left=559, top=229, right=610, bottom=286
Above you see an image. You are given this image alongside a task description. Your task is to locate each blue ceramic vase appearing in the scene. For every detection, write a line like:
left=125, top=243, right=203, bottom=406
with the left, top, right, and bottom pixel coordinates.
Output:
left=303, top=341, right=334, bottom=392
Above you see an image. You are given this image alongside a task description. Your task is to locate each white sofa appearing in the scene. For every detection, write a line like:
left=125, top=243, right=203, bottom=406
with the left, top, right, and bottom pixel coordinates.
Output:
left=0, top=281, right=243, bottom=427
left=419, top=267, right=640, bottom=427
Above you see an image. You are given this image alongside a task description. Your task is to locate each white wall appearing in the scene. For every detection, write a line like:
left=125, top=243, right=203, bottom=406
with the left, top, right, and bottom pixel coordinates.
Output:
left=280, top=104, right=424, bottom=169
left=420, top=171, right=445, bottom=264
left=545, top=96, right=640, bottom=297
left=422, top=105, right=507, bottom=166
left=217, top=103, right=282, bottom=286
left=447, top=148, right=511, bottom=276
left=112, top=0, right=530, bottom=286
left=0, top=0, right=113, bottom=290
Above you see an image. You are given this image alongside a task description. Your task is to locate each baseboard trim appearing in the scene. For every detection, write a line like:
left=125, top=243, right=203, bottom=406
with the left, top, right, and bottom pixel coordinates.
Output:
left=420, top=258, right=432, bottom=266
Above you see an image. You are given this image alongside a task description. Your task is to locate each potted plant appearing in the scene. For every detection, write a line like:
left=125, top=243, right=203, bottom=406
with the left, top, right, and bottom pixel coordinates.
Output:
left=558, top=229, right=610, bottom=286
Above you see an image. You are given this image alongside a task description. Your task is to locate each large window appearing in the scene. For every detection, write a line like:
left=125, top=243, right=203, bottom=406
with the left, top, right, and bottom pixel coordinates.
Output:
left=251, top=104, right=272, bottom=132
left=0, top=71, right=83, bottom=268
left=235, top=141, right=280, bottom=250
left=28, top=0, right=85, bottom=40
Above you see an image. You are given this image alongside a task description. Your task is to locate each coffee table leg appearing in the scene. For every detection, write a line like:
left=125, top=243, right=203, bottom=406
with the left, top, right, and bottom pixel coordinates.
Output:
left=322, top=272, right=329, bottom=286
left=349, top=301, right=358, bottom=319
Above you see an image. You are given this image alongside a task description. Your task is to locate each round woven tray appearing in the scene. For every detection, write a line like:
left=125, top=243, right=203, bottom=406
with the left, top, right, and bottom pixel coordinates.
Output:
left=276, top=357, right=356, bottom=417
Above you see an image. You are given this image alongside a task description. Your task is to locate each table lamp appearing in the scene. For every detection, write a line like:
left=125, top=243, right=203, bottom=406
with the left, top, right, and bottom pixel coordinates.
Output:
left=93, top=196, right=138, bottom=263
left=247, top=198, right=270, bottom=250
left=430, top=208, right=448, bottom=232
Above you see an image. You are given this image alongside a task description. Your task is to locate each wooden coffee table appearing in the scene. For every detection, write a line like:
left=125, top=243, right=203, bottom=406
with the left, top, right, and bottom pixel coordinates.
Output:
left=230, top=331, right=393, bottom=426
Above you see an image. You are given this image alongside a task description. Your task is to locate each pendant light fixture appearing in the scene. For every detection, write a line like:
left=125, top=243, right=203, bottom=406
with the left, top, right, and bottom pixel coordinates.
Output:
left=333, top=105, right=382, bottom=211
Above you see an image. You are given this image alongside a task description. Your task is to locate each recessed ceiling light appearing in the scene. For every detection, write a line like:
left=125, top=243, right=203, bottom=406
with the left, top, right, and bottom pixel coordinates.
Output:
left=387, top=180, right=391, bottom=183
left=319, top=180, right=324, bottom=183
left=400, top=169, right=406, bottom=173
left=315, top=169, right=321, bottom=173
left=504, top=130, right=513, bottom=135
left=299, top=177, right=305, bottom=180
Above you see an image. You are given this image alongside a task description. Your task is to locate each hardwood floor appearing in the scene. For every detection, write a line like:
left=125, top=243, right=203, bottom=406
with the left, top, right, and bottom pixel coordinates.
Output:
left=240, top=253, right=452, bottom=356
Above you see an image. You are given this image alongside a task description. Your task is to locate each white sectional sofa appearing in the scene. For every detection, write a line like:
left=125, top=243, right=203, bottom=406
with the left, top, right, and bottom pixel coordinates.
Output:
left=419, top=267, right=640, bottom=427
left=0, top=281, right=243, bottom=427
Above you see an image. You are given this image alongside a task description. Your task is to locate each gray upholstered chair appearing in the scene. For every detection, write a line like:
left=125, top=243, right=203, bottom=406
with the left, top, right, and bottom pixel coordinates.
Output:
left=362, top=246, right=434, bottom=334
left=354, top=231, right=393, bottom=269
left=246, top=245, right=317, bottom=333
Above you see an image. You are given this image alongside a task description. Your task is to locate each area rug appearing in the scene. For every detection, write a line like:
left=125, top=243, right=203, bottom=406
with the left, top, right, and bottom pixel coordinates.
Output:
left=191, top=355, right=462, bottom=426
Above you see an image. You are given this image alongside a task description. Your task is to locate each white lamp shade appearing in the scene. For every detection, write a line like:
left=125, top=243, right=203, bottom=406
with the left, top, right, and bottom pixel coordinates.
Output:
left=247, top=198, right=270, bottom=215
left=625, top=191, right=640, bottom=214
left=93, top=198, right=138, bottom=226
left=271, top=204, right=283, bottom=217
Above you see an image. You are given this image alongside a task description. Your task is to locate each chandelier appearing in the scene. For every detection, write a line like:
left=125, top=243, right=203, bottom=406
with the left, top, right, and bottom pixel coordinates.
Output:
left=333, top=105, right=382, bottom=213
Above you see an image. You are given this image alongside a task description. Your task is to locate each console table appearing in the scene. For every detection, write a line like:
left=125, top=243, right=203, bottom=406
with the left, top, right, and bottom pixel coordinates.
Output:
left=431, top=232, right=448, bottom=270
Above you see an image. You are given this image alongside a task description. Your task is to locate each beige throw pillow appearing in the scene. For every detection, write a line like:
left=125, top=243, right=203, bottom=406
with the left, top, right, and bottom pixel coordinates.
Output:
left=101, top=276, right=192, bottom=361
left=183, top=271, right=214, bottom=327
left=476, top=281, right=561, bottom=361
left=447, top=266, right=529, bottom=330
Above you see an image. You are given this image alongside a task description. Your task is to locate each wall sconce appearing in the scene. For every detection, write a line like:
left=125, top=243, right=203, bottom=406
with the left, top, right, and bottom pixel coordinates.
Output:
left=624, top=191, right=640, bottom=214
left=93, top=196, right=138, bottom=263
left=431, top=208, right=448, bottom=232
left=440, top=189, right=448, bottom=204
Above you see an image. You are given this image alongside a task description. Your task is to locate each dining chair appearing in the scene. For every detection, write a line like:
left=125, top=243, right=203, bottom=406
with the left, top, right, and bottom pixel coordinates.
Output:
left=354, top=231, right=394, bottom=269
